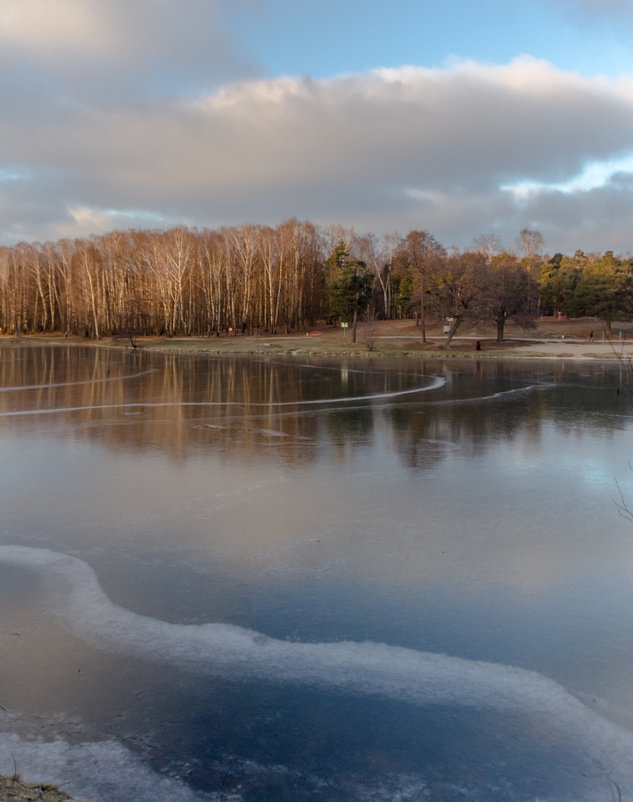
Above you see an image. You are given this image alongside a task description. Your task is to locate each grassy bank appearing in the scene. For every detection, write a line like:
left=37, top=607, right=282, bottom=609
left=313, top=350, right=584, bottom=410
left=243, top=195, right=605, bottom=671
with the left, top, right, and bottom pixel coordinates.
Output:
left=4, top=317, right=630, bottom=360
left=0, top=773, right=73, bottom=801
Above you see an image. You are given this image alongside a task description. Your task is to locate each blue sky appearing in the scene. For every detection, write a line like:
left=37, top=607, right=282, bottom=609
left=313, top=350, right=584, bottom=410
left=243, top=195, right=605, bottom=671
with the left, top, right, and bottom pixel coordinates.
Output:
left=1, top=0, right=633, bottom=254
left=237, top=0, right=631, bottom=81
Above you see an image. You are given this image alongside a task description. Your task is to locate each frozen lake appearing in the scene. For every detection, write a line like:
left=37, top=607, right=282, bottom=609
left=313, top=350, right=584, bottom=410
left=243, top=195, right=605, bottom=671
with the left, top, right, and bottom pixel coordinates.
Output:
left=1, top=343, right=633, bottom=800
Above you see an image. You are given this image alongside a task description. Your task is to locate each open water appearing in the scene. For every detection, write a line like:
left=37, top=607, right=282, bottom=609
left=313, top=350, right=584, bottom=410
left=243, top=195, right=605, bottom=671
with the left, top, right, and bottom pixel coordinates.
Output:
left=1, top=343, right=633, bottom=800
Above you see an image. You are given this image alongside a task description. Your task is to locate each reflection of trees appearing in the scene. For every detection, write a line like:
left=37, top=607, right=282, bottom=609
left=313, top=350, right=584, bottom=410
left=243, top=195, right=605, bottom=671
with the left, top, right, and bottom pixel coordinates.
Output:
left=388, top=360, right=626, bottom=470
left=325, top=407, right=374, bottom=448
left=0, top=346, right=626, bottom=468
left=0, top=347, right=420, bottom=463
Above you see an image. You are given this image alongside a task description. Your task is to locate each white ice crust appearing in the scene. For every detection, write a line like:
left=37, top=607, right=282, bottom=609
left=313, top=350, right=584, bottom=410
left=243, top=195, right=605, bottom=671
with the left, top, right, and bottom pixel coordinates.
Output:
left=1, top=544, right=632, bottom=800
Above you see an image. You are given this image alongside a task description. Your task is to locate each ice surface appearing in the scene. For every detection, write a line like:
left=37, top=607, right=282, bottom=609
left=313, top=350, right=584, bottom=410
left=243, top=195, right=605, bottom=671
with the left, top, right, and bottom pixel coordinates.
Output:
left=419, top=382, right=554, bottom=406
left=0, top=376, right=446, bottom=417
left=0, top=731, right=211, bottom=802
left=0, top=368, right=157, bottom=392
left=2, top=544, right=633, bottom=795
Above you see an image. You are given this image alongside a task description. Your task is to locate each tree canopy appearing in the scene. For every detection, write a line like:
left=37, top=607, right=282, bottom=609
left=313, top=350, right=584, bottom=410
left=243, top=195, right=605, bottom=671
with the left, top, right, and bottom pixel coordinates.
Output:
left=0, top=221, right=631, bottom=341
left=325, top=241, right=373, bottom=343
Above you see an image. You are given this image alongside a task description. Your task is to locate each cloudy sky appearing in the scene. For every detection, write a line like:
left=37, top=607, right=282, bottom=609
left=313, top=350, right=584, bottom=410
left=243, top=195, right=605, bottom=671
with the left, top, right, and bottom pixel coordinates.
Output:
left=2, top=0, right=633, bottom=254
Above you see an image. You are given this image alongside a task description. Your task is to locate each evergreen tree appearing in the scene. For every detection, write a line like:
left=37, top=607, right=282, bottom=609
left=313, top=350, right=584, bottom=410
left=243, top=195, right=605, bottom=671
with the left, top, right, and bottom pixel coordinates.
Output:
left=325, top=242, right=373, bottom=343
left=540, top=253, right=581, bottom=318
left=572, top=251, right=633, bottom=332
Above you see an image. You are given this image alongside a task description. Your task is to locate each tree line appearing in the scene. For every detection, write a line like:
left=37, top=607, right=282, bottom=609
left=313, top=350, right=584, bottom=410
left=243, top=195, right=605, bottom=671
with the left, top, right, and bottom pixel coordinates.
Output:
left=1, top=221, right=632, bottom=341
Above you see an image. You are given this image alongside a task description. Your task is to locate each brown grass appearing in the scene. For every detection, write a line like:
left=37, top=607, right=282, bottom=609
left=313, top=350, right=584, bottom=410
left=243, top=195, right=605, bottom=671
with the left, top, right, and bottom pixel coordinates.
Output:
left=2, top=316, right=626, bottom=360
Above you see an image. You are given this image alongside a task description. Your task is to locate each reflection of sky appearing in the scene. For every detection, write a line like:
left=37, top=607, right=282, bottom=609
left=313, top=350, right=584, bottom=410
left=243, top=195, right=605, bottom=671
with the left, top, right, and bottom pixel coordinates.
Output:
left=4, top=351, right=633, bottom=797
left=2, top=357, right=633, bottom=592
left=3, top=408, right=633, bottom=610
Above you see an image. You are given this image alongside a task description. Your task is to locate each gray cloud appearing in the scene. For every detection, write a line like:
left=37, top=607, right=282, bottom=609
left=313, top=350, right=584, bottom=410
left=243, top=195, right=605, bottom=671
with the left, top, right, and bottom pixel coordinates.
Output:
left=2, top=3, right=633, bottom=256
left=500, top=179, right=633, bottom=256
left=0, top=0, right=261, bottom=102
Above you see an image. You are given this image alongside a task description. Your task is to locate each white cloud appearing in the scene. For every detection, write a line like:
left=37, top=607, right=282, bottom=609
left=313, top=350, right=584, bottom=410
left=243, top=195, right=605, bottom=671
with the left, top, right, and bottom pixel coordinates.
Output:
left=3, top=37, right=633, bottom=253
left=0, top=0, right=121, bottom=59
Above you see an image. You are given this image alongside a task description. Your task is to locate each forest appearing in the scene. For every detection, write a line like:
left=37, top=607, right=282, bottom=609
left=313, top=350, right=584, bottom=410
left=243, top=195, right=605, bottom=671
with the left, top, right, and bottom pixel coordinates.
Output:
left=1, top=220, right=632, bottom=341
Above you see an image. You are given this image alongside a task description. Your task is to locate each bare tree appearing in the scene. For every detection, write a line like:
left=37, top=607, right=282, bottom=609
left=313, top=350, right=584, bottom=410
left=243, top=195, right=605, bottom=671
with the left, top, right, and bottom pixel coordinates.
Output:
left=357, top=232, right=399, bottom=319
left=476, top=252, right=538, bottom=342
left=395, top=230, right=446, bottom=342
left=474, top=234, right=502, bottom=266
left=439, top=250, right=488, bottom=347
left=517, top=228, right=544, bottom=274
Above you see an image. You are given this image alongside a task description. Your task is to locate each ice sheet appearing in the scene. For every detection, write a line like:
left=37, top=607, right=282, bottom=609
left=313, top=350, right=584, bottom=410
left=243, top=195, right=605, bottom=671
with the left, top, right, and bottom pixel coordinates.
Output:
left=2, top=544, right=633, bottom=789
left=0, top=731, right=211, bottom=802
left=0, top=376, right=446, bottom=417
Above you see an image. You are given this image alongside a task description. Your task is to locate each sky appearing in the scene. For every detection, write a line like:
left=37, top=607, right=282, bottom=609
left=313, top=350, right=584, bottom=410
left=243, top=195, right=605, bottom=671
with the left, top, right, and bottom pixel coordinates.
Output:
left=2, top=0, right=633, bottom=255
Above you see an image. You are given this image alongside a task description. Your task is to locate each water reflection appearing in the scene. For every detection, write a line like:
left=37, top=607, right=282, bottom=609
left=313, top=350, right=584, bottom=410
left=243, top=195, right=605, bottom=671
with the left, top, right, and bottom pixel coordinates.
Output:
left=0, top=344, right=628, bottom=470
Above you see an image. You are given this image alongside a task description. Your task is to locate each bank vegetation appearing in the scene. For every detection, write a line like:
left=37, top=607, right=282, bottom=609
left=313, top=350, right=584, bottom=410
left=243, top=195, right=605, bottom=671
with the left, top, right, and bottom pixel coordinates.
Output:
left=1, top=221, right=632, bottom=343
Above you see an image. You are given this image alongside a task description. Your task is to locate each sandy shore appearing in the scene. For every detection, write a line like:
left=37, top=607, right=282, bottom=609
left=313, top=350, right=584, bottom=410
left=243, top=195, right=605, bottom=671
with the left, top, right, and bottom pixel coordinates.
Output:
left=452, top=336, right=633, bottom=360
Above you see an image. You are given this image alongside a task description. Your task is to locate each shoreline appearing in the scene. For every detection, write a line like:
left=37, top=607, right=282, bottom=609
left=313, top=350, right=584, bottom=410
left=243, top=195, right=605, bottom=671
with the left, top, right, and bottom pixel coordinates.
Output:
left=0, top=773, right=73, bottom=801
left=2, top=331, right=632, bottom=363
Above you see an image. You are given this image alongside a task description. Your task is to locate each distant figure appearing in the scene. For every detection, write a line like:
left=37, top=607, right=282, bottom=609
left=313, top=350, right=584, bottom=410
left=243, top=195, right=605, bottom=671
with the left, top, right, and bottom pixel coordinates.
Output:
left=475, top=339, right=482, bottom=351
left=589, top=330, right=594, bottom=341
